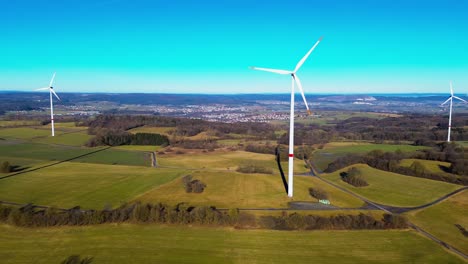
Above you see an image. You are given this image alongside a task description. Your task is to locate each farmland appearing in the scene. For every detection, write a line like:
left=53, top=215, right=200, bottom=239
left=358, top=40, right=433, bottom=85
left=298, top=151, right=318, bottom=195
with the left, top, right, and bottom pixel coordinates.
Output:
left=322, top=164, right=462, bottom=207
left=0, top=225, right=463, bottom=264
left=136, top=171, right=364, bottom=208
left=0, top=162, right=186, bottom=209
left=0, top=113, right=466, bottom=263
left=407, top=190, right=468, bottom=255
left=312, top=142, right=428, bottom=171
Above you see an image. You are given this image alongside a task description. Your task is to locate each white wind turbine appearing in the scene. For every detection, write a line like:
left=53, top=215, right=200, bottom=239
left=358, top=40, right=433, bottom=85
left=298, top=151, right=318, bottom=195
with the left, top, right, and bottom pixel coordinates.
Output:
left=441, top=81, right=467, bottom=142
left=36, top=72, right=60, bottom=136
left=251, top=36, right=323, bottom=197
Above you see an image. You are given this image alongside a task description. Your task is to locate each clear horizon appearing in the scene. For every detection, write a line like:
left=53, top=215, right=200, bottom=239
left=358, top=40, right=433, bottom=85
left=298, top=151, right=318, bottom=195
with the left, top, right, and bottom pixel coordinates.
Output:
left=1, top=0, right=467, bottom=94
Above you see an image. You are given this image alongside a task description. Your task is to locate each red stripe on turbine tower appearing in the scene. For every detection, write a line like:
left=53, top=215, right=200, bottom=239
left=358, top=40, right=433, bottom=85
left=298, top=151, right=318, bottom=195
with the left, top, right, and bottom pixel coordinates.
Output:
left=289, top=154, right=294, bottom=157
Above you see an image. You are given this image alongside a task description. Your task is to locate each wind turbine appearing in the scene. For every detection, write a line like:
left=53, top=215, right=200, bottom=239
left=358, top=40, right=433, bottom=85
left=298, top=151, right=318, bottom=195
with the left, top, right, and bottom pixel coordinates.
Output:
left=441, top=81, right=467, bottom=142
left=36, top=72, right=60, bottom=136
left=251, top=36, right=323, bottom=197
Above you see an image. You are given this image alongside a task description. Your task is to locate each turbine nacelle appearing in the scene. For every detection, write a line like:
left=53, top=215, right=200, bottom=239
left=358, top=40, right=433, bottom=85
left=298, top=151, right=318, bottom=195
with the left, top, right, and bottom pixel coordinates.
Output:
left=442, top=81, right=467, bottom=142
left=33, top=72, right=59, bottom=137
left=251, top=36, right=323, bottom=116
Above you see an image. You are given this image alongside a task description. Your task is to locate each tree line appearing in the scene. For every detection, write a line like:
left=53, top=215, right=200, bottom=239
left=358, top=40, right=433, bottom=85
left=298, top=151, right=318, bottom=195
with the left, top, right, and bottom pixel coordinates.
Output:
left=0, top=202, right=408, bottom=231
left=324, top=143, right=468, bottom=185
left=259, top=212, right=408, bottom=230
left=86, top=130, right=169, bottom=147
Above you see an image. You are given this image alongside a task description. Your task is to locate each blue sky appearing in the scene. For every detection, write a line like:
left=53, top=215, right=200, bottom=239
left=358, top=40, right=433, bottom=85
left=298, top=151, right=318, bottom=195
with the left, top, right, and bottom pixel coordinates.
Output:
left=0, top=0, right=467, bottom=94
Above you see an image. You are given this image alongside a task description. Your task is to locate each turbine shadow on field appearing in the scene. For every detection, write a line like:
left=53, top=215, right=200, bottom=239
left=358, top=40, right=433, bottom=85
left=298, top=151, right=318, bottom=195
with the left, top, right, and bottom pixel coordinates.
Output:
left=275, top=146, right=288, bottom=194
left=0, top=146, right=112, bottom=181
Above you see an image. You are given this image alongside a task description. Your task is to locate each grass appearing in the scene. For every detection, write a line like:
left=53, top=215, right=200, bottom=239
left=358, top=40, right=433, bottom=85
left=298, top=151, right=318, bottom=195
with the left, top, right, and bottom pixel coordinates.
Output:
left=0, top=141, right=150, bottom=167
left=217, top=139, right=244, bottom=146
left=0, top=141, right=97, bottom=161
left=128, top=126, right=174, bottom=135
left=0, top=162, right=187, bottom=209
left=73, top=148, right=151, bottom=167
left=0, top=127, right=59, bottom=139
left=113, top=145, right=163, bottom=152
left=400, top=159, right=452, bottom=174
left=0, top=225, right=463, bottom=264
left=158, top=150, right=309, bottom=174
left=407, top=190, right=468, bottom=255
left=313, top=142, right=429, bottom=171
left=294, top=111, right=402, bottom=126
left=32, top=131, right=92, bottom=146
left=0, top=156, right=51, bottom=174
left=319, top=142, right=427, bottom=154
left=306, top=177, right=364, bottom=208
left=323, top=164, right=462, bottom=207
left=0, top=120, right=42, bottom=127
left=136, top=171, right=363, bottom=209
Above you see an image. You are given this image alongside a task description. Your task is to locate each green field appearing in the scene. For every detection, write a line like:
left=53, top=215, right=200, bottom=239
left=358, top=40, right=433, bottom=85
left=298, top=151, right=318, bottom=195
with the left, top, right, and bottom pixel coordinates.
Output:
left=0, top=225, right=463, bottom=264
left=0, top=141, right=96, bottom=161
left=0, top=156, right=52, bottom=174
left=407, top=190, right=468, bottom=255
left=400, top=159, right=452, bottom=174
left=0, top=120, right=42, bottom=127
left=129, top=126, right=174, bottom=135
left=293, top=111, right=402, bottom=126
left=0, top=127, right=59, bottom=139
left=158, top=150, right=309, bottom=174
left=323, top=164, right=461, bottom=207
left=313, top=142, right=429, bottom=171
left=0, top=141, right=150, bottom=167
left=307, top=177, right=364, bottom=208
left=0, top=162, right=187, bottom=209
left=31, top=131, right=92, bottom=146
left=73, top=147, right=150, bottom=167
left=137, top=171, right=363, bottom=209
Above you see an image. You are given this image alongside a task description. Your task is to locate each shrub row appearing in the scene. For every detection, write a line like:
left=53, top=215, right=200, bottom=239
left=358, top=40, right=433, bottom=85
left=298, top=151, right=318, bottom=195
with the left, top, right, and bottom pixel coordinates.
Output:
left=0, top=202, right=408, bottom=231
left=259, top=212, right=407, bottom=230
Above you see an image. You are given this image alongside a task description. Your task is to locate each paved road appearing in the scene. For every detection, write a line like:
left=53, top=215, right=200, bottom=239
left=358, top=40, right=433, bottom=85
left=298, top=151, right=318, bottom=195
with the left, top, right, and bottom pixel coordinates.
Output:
left=375, top=187, right=468, bottom=214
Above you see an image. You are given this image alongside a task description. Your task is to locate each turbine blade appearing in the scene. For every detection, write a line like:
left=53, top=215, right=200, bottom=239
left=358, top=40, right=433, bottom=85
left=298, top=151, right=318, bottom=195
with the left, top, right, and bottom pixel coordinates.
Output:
left=294, top=36, right=323, bottom=73
left=250, top=67, right=292, bottom=75
left=440, top=97, right=451, bottom=106
left=35, top=87, right=49, bottom=91
left=450, top=81, right=453, bottom=96
left=292, top=74, right=311, bottom=114
left=49, top=72, right=56, bottom=87
left=51, top=89, right=60, bottom=101
left=453, top=96, right=467, bottom=103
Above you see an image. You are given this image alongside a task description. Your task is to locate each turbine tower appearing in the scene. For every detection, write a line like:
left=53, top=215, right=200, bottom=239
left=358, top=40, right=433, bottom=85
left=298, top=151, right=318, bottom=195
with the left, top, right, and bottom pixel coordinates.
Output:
left=251, top=36, right=323, bottom=197
left=36, top=72, right=60, bottom=136
left=441, top=81, right=467, bottom=142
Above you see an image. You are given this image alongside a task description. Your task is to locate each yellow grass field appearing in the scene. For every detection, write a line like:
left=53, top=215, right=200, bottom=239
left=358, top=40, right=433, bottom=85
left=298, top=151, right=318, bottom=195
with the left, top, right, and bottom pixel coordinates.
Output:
left=136, top=171, right=364, bottom=209
left=407, top=190, right=468, bottom=255
left=323, top=164, right=461, bottom=207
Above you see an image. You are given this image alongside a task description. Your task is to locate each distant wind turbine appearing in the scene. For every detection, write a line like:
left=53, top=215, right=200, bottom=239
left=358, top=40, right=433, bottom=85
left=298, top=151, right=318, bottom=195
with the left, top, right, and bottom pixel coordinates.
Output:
left=251, top=36, right=323, bottom=197
left=440, top=81, right=467, bottom=142
left=35, top=72, right=60, bottom=136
